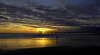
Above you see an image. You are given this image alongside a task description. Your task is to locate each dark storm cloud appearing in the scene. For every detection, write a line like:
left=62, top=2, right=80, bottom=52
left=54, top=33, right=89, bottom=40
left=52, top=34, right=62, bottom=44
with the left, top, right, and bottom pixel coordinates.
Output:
left=0, top=0, right=100, bottom=25
left=0, top=0, right=65, bottom=9
left=0, top=0, right=99, bottom=8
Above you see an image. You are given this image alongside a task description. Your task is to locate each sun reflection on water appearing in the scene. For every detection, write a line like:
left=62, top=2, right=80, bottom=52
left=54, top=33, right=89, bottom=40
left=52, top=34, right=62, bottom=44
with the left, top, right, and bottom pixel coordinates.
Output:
left=0, top=38, right=56, bottom=50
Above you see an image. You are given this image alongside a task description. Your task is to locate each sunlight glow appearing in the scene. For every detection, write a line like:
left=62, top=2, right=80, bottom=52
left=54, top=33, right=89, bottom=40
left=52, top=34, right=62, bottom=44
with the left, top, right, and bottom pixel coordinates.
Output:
left=35, top=28, right=57, bottom=34
left=0, top=22, right=79, bottom=34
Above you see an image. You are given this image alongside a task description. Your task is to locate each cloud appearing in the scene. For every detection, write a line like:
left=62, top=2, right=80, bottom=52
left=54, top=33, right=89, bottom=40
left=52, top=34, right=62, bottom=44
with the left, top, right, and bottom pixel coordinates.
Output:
left=69, top=18, right=100, bottom=25
left=0, top=0, right=65, bottom=9
left=0, top=0, right=100, bottom=26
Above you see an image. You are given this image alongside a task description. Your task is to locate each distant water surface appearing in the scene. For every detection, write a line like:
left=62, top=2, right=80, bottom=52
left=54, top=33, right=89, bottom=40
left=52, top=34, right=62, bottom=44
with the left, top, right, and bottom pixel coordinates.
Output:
left=0, top=33, right=100, bottom=50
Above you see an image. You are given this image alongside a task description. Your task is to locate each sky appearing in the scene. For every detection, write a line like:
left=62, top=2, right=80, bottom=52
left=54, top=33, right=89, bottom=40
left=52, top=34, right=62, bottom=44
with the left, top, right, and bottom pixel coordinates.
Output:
left=0, top=0, right=100, bottom=33
left=0, top=0, right=99, bottom=8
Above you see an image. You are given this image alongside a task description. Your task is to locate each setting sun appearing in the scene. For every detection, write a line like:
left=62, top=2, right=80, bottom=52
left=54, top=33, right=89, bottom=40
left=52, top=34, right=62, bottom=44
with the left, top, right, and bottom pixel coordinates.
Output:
left=35, top=28, right=57, bottom=34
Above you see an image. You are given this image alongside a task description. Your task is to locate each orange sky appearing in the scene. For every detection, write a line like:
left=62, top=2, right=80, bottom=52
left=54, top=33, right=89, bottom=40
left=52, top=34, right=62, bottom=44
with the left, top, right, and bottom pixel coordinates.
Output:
left=0, top=22, right=79, bottom=34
